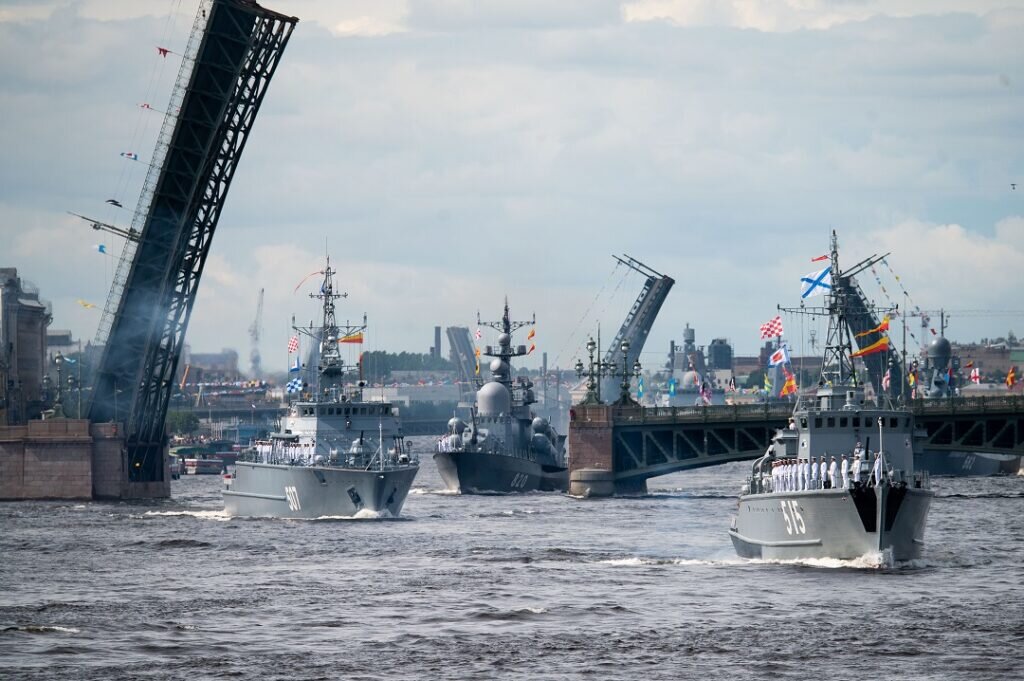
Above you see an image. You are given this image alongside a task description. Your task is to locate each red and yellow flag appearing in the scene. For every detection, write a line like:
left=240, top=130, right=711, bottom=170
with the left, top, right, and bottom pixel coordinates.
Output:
left=855, top=316, right=890, bottom=338
left=780, top=368, right=797, bottom=396
left=851, top=336, right=890, bottom=359
left=339, top=332, right=363, bottom=344
left=527, top=343, right=536, bottom=354
left=527, top=328, right=536, bottom=340
left=1007, top=366, right=1017, bottom=389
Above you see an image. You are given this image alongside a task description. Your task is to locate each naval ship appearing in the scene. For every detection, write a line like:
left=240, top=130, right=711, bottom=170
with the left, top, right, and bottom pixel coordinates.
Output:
left=223, top=260, right=419, bottom=518
left=729, top=234, right=933, bottom=561
left=433, top=302, right=568, bottom=493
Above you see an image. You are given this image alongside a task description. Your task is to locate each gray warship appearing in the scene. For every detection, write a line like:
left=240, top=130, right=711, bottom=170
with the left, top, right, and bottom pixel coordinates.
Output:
left=433, top=302, right=568, bottom=493
left=729, top=234, right=933, bottom=561
left=223, top=260, right=419, bottom=518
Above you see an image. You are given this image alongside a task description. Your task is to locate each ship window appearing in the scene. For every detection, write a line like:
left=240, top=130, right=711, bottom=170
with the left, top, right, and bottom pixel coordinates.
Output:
left=889, top=417, right=898, bottom=428
left=827, top=417, right=835, bottom=428
left=814, top=418, right=822, bottom=428
left=383, top=406, right=390, bottom=415
left=853, top=417, right=860, bottom=428
left=840, top=417, right=848, bottom=428
left=344, top=408, right=350, bottom=416
left=800, top=417, right=807, bottom=428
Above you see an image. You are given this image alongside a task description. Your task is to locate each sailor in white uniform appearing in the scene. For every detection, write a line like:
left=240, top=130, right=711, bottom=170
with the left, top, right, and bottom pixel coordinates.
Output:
left=772, top=460, right=780, bottom=492
left=828, top=455, right=838, bottom=489
left=818, top=456, right=827, bottom=489
left=840, top=454, right=850, bottom=489
left=801, top=458, right=810, bottom=491
left=851, top=454, right=862, bottom=485
left=809, top=456, right=819, bottom=489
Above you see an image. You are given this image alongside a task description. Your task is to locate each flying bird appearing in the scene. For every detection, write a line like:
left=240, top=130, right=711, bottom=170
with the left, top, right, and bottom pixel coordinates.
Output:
left=1012, top=183, right=1017, bottom=190
left=105, top=199, right=123, bottom=207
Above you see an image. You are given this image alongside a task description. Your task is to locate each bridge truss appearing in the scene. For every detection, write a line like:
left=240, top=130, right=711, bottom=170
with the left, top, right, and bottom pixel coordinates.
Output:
left=89, top=0, right=298, bottom=484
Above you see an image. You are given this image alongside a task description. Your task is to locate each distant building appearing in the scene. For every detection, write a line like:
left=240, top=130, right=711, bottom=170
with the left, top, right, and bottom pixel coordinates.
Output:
left=0, top=268, right=51, bottom=425
left=181, top=347, right=240, bottom=383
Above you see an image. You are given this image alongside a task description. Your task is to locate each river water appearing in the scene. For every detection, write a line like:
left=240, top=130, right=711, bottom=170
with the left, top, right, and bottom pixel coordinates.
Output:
left=2, top=439, right=1022, bottom=680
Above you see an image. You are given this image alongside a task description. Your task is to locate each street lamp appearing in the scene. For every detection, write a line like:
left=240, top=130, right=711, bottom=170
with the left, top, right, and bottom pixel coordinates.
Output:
left=52, top=352, right=65, bottom=418
left=574, top=337, right=601, bottom=405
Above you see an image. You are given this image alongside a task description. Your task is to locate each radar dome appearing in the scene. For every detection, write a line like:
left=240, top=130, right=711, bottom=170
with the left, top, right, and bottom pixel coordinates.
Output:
left=498, top=333, right=511, bottom=346
left=531, top=416, right=548, bottom=431
left=478, top=381, right=511, bottom=417
left=448, top=417, right=467, bottom=434
left=489, top=359, right=509, bottom=379
left=928, top=336, right=952, bottom=369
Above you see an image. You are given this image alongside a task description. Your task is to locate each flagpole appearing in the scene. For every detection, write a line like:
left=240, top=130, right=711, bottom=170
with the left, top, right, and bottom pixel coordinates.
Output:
left=902, top=292, right=907, bottom=404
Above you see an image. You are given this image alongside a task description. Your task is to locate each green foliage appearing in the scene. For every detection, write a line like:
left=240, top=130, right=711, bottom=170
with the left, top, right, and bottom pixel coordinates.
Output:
left=166, top=410, right=200, bottom=435
left=359, top=351, right=453, bottom=381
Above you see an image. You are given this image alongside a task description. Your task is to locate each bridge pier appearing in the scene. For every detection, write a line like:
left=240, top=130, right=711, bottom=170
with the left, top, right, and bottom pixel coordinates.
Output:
left=568, top=405, right=648, bottom=497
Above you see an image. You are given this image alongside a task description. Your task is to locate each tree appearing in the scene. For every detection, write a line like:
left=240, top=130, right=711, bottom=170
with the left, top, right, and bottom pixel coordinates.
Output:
left=166, top=410, right=200, bottom=435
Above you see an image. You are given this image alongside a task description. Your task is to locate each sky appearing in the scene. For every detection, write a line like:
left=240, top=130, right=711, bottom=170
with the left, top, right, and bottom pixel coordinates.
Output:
left=1, top=0, right=1022, bottom=375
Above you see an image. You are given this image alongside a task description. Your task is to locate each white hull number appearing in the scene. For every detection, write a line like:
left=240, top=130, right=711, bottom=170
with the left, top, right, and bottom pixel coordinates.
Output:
left=780, top=500, right=806, bottom=535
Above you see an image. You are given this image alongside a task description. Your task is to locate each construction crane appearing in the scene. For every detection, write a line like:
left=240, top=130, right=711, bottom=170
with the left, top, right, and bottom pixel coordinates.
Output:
left=902, top=309, right=1024, bottom=341
left=249, top=288, right=264, bottom=379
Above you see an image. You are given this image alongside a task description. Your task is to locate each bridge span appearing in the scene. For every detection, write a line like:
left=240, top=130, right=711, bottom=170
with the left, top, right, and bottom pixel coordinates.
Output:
left=567, top=395, right=1024, bottom=496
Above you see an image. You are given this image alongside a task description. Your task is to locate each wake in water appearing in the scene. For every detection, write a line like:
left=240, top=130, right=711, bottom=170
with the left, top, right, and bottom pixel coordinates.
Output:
left=597, top=551, right=895, bottom=570
left=142, top=510, right=230, bottom=522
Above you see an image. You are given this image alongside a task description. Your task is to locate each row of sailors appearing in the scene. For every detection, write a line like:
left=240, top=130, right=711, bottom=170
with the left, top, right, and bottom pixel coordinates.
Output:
left=765, top=452, right=887, bottom=493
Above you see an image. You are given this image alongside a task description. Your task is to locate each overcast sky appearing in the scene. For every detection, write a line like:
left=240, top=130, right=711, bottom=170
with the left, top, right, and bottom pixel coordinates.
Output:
left=2, top=0, right=1022, bottom=374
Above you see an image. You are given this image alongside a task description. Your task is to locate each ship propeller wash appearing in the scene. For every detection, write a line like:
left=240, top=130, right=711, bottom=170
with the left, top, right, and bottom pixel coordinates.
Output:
left=434, top=301, right=568, bottom=493
left=729, top=232, right=933, bottom=561
left=224, top=259, right=419, bottom=518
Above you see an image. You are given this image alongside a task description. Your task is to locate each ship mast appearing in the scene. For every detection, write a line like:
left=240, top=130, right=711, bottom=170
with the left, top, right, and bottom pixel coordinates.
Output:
left=478, top=298, right=535, bottom=390
left=295, top=257, right=366, bottom=402
left=820, top=231, right=858, bottom=388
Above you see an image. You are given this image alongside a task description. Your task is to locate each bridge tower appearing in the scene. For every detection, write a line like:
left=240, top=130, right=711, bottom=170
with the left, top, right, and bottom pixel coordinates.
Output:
left=88, top=0, right=298, bottom=493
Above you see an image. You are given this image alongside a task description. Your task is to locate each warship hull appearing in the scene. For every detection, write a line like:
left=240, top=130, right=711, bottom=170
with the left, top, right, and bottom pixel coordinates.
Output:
left=224, top=462, right=419, bottom=519
left=433, top=451, right=568, bottom=494
left=914, top=450, right=1021, bottom=477
left=729, top=485, right=932, bottom=562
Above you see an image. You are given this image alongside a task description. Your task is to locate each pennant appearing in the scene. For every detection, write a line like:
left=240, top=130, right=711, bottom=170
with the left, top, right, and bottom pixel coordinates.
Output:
left=289, top=357, right=301, bottom=373
left=811, top=254, right=829, bottom=262
left=768, top=345, right=790, bottom=367
left=120, top=152, right=139, bottom=161
left=287, top=335, right=299, bottom=353
left=855, top=316, right=890, bottom=338
left=339, top=332, right=364, bottom=344
left=668, top=377, right=677, bottom=397
left=800, top=265, right=832, bottom=299
left=1007, top=366, right=1017, bottom=389
left=474, top=346, right=481, bottom=357
left=964, top=360, right=974, bottom=369
left=156, top=46, right=171, bottom=57
left=763, top=373, right=772, bottom=391
left=637, top=376, right=645, bottom=399
left=759, top=316, right=783, bottom=340
left=292, top=269, right=324, bottom=294
left=908, top=371, right=917, bottom=387
left=527, top=328, right=536, bottom=340
left=475, top=360, right=480, bottom=375
left=94, top=244, right=107, bottom=254
left=527, top=343, right=536, bottom=354
left=882, top=368, right=891, bottom=391
left=851, top=336, right=889, bottom=358
left=474, top=328, right=482, bottom=340
left=76, top=299, right=97, bottom=309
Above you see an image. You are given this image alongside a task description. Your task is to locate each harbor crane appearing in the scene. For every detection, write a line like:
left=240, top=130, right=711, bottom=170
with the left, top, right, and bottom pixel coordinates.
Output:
left=249, top=288, right=264, bottom=379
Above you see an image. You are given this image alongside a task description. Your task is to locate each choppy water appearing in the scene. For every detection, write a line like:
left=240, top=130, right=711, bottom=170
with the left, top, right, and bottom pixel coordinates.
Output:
left=2, top=439, right=1023, bottom=680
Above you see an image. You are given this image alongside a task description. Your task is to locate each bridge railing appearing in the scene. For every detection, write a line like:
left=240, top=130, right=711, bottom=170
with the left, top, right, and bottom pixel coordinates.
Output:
left=908, top=394, right=1024, bottom=415
left=611, top=402, right=795, bottom=425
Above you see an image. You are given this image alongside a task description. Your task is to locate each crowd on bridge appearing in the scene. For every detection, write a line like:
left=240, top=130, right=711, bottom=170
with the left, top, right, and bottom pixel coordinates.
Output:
left=752, top=444, right=890, bottom=494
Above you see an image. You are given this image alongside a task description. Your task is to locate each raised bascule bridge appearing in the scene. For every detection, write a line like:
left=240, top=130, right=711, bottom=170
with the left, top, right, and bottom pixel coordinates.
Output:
left=83, top=0, right=297, bottom=498
left=567, top=257, right=1024, bottom=496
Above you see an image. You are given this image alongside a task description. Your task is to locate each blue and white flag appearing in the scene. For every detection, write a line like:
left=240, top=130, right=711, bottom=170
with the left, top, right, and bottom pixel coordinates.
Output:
left=637, top=375, right=645, bottom=399
left=800, top=265, right=831, bottom=299
left=667, top=377, right=677, bottom=397
left=289, top=357, right=301, bottom=373
left=768, top=344, right=790, bottom=367
left=286, top=377, right=302, bottom=393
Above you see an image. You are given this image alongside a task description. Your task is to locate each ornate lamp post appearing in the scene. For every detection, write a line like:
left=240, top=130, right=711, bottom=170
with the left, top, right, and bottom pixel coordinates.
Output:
left=574, top=337, right=601, bottom=405
left=52, top=351, right=65, bottom=418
